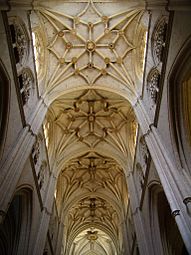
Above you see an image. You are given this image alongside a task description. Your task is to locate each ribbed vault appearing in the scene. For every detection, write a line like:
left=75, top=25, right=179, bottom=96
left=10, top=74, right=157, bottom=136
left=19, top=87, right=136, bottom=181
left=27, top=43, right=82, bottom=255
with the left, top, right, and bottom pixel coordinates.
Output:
left=31, top=0, right=147, bottom=104
left=44, top=89, right=136, bottom=254
left=32, top=1, right=148, bottom=254
left=44, top=89, right=137, bottom=163
left=71, top=228, right=117, bottom=255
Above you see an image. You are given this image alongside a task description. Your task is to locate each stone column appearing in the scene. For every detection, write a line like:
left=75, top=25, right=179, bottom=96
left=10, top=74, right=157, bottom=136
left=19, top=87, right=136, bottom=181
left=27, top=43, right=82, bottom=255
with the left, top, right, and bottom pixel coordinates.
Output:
left=134, top=98, right=191, bottom=253
left=120, top=218, right=131, bottom=255
left=0, top=99, right=47, bottom=220
left=27, top=98, right=48, bottom=133
left=125, top=168, right=154, bottom=255
left=0, top=126, right=35, bottom=218
left=32, top=172, right=57, bottom=255
left=55, top=221, right=64, bottom=255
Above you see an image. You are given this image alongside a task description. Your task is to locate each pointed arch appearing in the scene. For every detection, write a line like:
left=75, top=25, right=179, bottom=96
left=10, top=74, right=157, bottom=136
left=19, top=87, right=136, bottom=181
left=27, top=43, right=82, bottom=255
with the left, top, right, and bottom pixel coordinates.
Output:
left=0, top=188, right=32, bottom=255
left=168, top=36, right=191, bottom=175
left=149, top=184, right=188, bottom=255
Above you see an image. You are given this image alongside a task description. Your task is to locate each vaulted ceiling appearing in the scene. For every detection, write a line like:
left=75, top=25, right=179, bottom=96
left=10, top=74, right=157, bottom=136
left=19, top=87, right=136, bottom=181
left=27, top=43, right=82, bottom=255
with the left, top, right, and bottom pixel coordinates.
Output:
left=45, top=89, right=135, bottom=253
left=31, top=0, right=148, bottom=253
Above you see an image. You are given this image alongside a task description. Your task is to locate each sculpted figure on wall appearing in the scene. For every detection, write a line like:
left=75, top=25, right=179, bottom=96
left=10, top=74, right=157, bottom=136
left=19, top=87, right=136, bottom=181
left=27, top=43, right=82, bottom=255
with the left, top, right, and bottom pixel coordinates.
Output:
left=152, top=16, right=168, bottom=65
left=147, top=68, right=160, bottom=106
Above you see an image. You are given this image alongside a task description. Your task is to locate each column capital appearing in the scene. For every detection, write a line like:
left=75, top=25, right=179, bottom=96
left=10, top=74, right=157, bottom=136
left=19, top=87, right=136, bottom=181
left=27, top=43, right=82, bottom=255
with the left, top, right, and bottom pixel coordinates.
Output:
left=171, top=209, right=180, bottom=218
left=183, top=197, right=191, bottom=205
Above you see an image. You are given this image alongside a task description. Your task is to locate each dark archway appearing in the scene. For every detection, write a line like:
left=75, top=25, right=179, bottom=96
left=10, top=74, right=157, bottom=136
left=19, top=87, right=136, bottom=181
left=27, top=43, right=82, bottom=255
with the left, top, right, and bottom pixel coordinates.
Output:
left=0, top=189, right=32, bottom=255
left=150, top=185, right=188, bottom=255
left=157, top=192, right=188, bottom=255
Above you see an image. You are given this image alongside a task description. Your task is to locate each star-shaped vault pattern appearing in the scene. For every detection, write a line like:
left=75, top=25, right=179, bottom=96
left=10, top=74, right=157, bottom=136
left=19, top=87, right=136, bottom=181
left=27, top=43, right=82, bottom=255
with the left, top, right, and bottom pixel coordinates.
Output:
left=30, top=2, right=148, bottom=254
left=33, top=0, right=146, bottom=101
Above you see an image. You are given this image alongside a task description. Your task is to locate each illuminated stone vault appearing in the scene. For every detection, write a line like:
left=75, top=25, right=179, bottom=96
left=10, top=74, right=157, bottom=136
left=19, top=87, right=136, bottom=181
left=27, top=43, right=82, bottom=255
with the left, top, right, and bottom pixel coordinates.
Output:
left=1, top=1, right=191, bottom=255
left=31, top=0, right=147, bottom=103
left=30, top=0, right=148, bottom=254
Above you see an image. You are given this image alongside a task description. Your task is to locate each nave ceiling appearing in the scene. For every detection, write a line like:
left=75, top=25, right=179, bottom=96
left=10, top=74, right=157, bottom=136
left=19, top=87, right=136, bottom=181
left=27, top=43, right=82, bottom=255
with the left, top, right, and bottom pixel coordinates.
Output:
left=45, top=89, right=135, bottom=254
left=30, top=0, right=148, bottom=253
left=56, top=151, right=128, bottom=254
left=31, top=0, right=147, bottom=104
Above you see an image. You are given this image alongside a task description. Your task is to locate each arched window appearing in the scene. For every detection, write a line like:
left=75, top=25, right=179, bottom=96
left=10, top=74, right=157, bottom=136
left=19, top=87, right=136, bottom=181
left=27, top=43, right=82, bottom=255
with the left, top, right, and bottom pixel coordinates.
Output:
left=169, top=37, right=191, bottom=175
left=0, top=60, right=10, bottom=159
left=0, top=189, right=32, bottom=255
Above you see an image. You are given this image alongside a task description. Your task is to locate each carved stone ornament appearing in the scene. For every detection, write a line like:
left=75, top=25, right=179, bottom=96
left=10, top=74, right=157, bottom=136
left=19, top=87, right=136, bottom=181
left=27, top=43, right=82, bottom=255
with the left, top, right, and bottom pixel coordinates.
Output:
left=136, top=162, right=144, bottom=189
left=20, top=68, right=34, bottom=105
left=146, top=68, right=160, bottom=106
left=16, top=25, right=27, bottom=64
left=9, top=17, right=29, bottom=65
left=38, top=161, right=47, bottom=189
left=152, top=16, right=168, bottom=65
left=139, top=136, right=149, bottom=174
left=87, top=230, right=98, bottom=240
left=32, top=139, right=40, bottom=164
